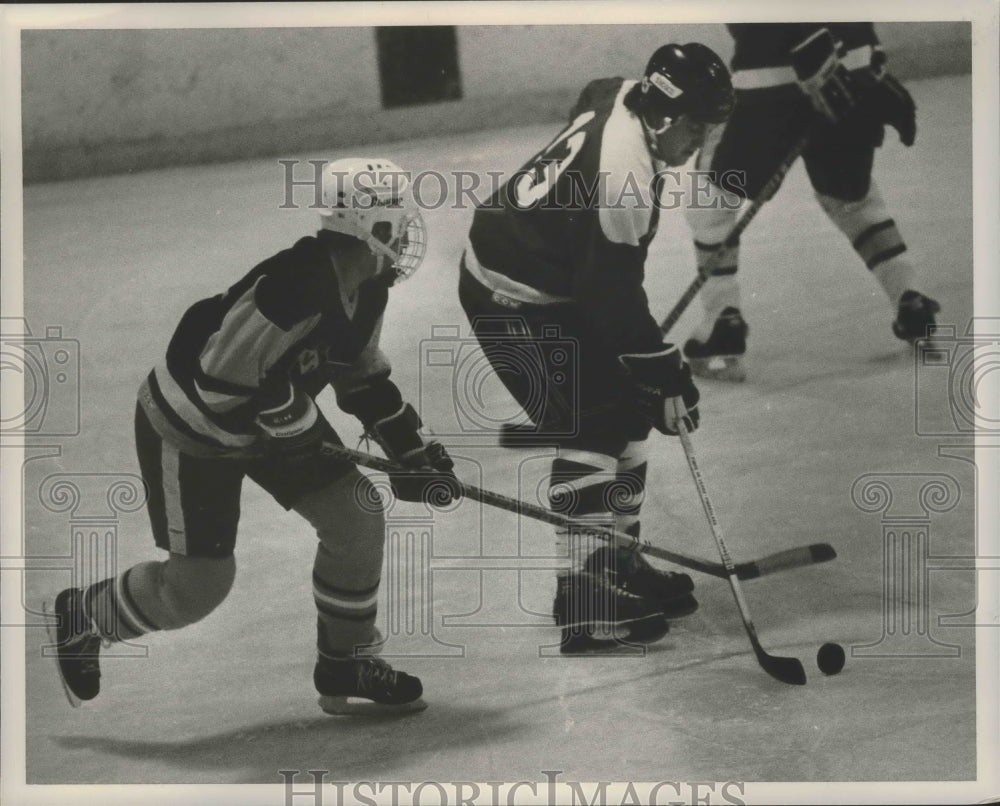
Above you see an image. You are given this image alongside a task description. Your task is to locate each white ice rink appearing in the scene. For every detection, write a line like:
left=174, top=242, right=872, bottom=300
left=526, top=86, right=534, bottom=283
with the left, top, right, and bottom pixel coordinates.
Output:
left=11, top=72, right=996, bottom=800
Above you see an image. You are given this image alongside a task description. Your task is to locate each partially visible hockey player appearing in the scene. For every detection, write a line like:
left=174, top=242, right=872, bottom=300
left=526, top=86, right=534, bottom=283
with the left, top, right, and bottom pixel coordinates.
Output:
left=46, top=158, right=458, bottom=714
left=459, top=43, right=734, bottom=652
left=683, top=23, right=939, bottom=381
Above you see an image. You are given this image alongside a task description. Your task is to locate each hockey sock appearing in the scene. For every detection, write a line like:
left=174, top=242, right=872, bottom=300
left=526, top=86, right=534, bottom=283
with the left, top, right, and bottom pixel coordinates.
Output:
left=690, top=241, right=743, bottom=341
left=548, top=449, right=620, bottom=578
left=817, top=182, right=916, bottom=306
left=313, top=541, right=382, bottom=657
left=613, top=440, right=648, bottom=539
left=685, top=188, right=745, bottom=340
left=291, top=471, right=386, bottom=657
left=83, top=553, right=236, bottom=640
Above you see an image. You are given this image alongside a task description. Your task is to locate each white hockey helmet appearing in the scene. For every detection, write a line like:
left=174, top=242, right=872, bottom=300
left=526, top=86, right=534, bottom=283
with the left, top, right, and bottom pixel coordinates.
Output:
left=318, top=157, right=426, bottom=283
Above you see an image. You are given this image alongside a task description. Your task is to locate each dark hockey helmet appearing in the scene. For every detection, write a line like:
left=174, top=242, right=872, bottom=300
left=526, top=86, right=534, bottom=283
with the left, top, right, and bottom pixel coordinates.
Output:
left=640, top=43, right=735, bottom=125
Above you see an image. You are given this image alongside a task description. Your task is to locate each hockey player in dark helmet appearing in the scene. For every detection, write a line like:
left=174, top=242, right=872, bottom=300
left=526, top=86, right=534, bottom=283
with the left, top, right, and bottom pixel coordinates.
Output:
left=459, top=43, right=734, bottom=653
left=627, top=42, right=736, bottom=164
left=45, top=157, right=457, bottom=715
left=681, top=23, right=938, bottom=381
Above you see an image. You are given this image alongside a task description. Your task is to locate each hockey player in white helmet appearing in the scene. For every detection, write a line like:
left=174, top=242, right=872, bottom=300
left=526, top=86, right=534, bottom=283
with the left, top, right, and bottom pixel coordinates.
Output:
left=682, top=23, right=938, bottom=381
left=46, top=157, right=455, bottom=714
left=460, top=43, right=734, bottom=652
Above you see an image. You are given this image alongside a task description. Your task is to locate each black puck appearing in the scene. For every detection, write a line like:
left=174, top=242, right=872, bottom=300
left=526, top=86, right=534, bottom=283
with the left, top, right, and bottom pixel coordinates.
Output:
left=817, top=642, right=846, bottom=675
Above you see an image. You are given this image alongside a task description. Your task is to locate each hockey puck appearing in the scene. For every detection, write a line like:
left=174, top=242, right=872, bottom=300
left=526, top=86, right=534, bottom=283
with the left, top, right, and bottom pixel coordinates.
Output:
left=816, top=642, right=845, bottom=675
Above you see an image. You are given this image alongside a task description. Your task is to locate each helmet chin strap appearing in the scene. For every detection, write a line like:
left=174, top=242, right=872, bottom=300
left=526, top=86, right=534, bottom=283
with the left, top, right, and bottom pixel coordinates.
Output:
left=364, top=233, right=401, bottom=265
left=640, top=115, right=672, bottom=164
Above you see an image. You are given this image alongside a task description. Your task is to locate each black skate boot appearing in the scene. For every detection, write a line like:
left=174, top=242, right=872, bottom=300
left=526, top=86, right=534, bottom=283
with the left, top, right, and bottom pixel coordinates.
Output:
left=314, top=655, right=427, bottom=715
left=45, top=587, right=105, bottom=707
left=892, top=290, right=940, bottom=345
left=553, top=570, right=669, bottom=654
left=684, top=307, right=748, bottom=382
left=585, top=546, right=698, bottom=620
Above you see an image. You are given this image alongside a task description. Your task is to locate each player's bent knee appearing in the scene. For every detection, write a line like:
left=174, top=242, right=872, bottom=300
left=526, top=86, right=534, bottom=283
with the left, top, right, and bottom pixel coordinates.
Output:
left=816, top=184, right=891, bottom=238
left=293, top=468, right=385, bottom=546
left=158, top=553, right=236, bottom=629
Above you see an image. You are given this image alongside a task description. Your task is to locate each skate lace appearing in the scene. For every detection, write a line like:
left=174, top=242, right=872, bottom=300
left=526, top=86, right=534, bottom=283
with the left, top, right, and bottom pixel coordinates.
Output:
left=356, top=658, right=396, bottom=694
left=75, top=628, right=106, bottom=675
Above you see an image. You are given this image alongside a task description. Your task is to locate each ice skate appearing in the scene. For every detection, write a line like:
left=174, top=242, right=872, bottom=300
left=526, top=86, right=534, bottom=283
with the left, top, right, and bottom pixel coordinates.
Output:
left=684, top=307, right=748, bottom=382
left=314, top=655, right=427, bottom=715
left=553, top=570, right=669, bottom=654
left=45, top=588, right=105, bottom=707
left=585, top=547, right=698, bottom=620
left=892, top=290, right=940, bottom=346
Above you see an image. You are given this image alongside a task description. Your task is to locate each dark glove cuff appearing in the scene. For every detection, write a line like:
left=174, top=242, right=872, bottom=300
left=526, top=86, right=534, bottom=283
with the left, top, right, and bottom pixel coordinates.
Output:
left=338, top=376, right=404, bottom=430
left=373, top=403, right=425, bottom=462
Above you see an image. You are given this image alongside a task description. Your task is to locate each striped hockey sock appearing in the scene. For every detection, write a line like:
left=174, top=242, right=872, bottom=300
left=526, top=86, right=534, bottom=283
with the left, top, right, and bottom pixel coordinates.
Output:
left=312, top=541, right=382, bottom=658
left=817, top=182, right=917, bottom=306
left=548, top=449, right=621, bottom=577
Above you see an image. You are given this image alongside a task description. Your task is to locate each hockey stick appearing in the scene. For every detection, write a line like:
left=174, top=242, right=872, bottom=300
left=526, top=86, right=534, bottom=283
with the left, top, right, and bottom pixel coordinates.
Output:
left=319, top=440, right=834, bottom=582
left=659, top=131, right=811, bottom=336
left=671, top=409, right=806, bottom=685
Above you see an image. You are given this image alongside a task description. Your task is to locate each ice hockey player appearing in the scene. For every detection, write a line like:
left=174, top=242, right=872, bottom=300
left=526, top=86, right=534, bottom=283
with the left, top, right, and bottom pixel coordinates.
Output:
left=682, top=23, right=939, bottom=381
left=46, top=158, right=457, bottom=714
left=458, top=43, right=735, bottom=652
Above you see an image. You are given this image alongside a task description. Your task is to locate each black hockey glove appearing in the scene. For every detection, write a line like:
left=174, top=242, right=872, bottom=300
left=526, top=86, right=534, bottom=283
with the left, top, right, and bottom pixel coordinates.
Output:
left=369, top=403, right=460, bottom=505
left=618, top=347, right=700, bottom=436
left=791, top=28, right=858, bottom=125
left=853, top=53, right=917, bottom=147
left=256, top=384, right=327, bottom=462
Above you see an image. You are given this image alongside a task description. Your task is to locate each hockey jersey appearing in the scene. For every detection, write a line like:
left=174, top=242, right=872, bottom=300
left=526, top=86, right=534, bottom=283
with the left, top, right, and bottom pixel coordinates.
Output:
left=728, top=23, right=881, bottom=88
left=139, top=235, right=393, bottom=457
left=467, top=77, right=666, bottom=355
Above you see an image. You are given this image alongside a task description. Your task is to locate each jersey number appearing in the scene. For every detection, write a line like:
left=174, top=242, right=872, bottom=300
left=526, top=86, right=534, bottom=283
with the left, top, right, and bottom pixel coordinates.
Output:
left=513, top=111, right=595, bottom=207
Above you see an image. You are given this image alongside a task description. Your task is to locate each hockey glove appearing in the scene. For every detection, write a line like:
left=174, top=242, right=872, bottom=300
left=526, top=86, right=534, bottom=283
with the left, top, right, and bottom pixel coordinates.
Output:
left=256, top=384, right=327, bottom=462
left=618, top=347, right=701, bottom=436
left=791, top=28, right=857, bottom=124
left=370, top=403, right=460, bottom=505
left=853, top=53, right=917, bottom=147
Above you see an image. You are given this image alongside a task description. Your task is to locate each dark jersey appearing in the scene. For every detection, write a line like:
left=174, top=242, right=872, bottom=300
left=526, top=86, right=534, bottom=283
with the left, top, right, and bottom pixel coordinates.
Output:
left=468, top=77, right=665, bottom=355
left=728, top=23, right=879, bottom=70
left=140, top=235, right=392, bottom=456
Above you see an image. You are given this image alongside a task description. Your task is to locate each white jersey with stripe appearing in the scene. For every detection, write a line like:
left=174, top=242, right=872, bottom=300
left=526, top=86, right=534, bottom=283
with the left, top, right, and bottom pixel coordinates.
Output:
left=139, top=235, right=392, bottom=457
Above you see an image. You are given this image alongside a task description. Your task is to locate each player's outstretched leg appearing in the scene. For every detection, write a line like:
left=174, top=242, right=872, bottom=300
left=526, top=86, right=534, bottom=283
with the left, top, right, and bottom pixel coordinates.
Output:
left=684, top=306, right=749, bottom=381
left=45, top=588, right=106, bottom=707
left=892, top=290, right=940, bottom=345
left=553, top=570, right=669, bottom=654
left=584, top=546, right=698, bottom=620
left=314, top=653, right=427, bottom=715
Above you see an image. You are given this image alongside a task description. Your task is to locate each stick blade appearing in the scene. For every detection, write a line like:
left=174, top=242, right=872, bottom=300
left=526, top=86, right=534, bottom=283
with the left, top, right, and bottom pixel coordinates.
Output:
left=757, top=651, right=807, bottom=686
left=809, top=543, right=837, bottom=563
left=736, top=542, right=838, bottom=580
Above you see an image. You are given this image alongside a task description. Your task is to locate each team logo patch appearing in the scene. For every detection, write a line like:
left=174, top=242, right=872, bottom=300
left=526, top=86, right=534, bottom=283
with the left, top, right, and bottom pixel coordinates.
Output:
left=649, top=71, right=684, bottom=98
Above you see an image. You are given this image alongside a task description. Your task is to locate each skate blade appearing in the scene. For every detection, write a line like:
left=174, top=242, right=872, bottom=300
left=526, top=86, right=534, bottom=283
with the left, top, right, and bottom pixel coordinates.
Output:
left=560, top=619, right=669, bottom=654
left=557, top=612, right=664, bottom=632
left=689, top=355, right=746, bottom=382
left=318, top=695, right=428, bottom=716
left=42, top=600, right=83, bottom=709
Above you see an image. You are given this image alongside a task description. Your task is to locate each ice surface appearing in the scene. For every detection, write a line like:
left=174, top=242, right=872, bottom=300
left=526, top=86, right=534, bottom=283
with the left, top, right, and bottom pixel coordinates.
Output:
left=17, top=74, right=987, bottom=790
